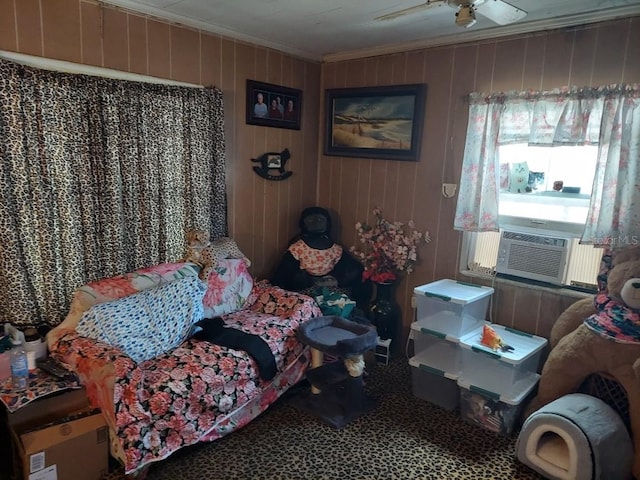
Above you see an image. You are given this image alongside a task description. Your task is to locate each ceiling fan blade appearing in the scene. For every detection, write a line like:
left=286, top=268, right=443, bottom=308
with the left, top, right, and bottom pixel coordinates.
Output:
left=375, top=0, right=446, bottom=22
left=475, top=0, right=527, bottom=25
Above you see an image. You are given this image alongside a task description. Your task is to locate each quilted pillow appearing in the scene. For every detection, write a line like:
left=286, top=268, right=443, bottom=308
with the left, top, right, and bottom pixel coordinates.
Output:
left=50, top=262, right=201, bottom=343
left=76, top=275, right=206, bottom=363
left=189, top=235, right=252, bottom=282
left=77, top=262, right=201, bottom=305
left=203, top=259, right=254, bottom=317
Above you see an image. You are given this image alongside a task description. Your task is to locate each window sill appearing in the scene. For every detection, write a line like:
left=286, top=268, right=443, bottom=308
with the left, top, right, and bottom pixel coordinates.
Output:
left=460, top=269, right=593, bottom=300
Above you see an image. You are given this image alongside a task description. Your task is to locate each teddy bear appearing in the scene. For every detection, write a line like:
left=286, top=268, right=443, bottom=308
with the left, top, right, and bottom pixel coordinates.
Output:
left=525, top=244, right=640, bottom=478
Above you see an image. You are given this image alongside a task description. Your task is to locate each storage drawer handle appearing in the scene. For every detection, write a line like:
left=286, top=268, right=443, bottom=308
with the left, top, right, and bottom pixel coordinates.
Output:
left=422, top=292, right=451, bottom=301
left=469, top=384, right=500, bottom=401
left=419, top=328, right=446, bottom=339
left=504, top=327, right=533, bottom=337
left=471, top=346, right=501, bottom=359
left=418, top=364, right=445, bottom=377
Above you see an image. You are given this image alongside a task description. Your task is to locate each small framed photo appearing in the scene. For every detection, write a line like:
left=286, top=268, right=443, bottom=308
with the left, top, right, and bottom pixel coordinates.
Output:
left=324, top=83, right=427, bottom=161
left=267, top=154, right=282, bottom=169
left=246, top=80, right=302, bottom=130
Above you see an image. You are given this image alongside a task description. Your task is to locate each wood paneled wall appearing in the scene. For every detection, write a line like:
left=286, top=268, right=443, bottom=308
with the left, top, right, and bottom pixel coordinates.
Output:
left=319, top=18, right=640, bottom=341
left=0, top=0, right=321, bottom=281
left=1, top=0, right=638, bottom=342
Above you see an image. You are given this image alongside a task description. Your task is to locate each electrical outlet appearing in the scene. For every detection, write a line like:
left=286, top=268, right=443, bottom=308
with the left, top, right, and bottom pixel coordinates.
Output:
left=411, top=295, right=417, bottom=309
left=442, top=183, right=458, bottom=198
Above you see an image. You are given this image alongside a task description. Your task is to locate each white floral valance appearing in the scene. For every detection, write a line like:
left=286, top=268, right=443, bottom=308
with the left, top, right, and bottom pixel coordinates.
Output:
left=495, top=88, right=604, bottom=146
left=454, top=84, right=640, bottom=245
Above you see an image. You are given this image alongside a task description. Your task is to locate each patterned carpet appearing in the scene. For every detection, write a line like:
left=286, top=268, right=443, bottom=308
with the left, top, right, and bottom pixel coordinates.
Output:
left=125, top=357, right=544, bottom=480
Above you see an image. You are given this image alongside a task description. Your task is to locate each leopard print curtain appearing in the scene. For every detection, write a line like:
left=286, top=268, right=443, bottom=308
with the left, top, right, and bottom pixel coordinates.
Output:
left=0, top=59, right=227, bottom=327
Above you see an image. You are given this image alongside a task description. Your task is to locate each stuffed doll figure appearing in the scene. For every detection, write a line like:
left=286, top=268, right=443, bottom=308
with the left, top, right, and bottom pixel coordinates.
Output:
left=270, top=207, right=371, bottom=309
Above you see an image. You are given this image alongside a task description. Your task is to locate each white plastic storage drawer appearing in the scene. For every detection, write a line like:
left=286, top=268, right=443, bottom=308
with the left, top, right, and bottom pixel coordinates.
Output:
left=459, top=324, right=547, bottom=394
left=413, top=280, right=494, bottom=339
left=411, top=323, right=482, bottom=357
left=409, top=339, right=462, bottom=411
left=458, top=372, right=539, bottom=436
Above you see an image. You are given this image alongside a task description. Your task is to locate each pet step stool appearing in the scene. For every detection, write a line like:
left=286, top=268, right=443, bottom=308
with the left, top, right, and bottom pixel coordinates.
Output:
left=294, top=315, right=378, bottom=428
left=516, top=393, right=633, bottom=480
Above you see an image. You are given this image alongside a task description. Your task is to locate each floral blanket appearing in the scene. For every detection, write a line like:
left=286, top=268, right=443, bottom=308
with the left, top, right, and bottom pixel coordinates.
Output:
left=50, top=281, right=320, bottom=474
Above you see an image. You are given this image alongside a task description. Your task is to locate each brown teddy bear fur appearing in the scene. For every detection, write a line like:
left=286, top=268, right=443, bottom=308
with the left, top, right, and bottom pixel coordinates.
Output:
left=525, top=245, right=640, bottom=479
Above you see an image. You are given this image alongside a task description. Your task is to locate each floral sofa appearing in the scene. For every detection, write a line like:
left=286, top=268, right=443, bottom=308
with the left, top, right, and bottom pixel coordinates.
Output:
left=48, top=259, right=320, bottom=475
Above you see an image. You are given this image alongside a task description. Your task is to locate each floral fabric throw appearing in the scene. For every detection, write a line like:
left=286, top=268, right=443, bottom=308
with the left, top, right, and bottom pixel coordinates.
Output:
left=50, top=281, right=321, bottom=474
left=454, top=85, right=640, bottom=246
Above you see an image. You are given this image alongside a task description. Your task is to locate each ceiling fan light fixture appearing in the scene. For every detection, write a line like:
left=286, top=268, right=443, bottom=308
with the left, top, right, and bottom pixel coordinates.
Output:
left=455, top=5, right=477, bottom=28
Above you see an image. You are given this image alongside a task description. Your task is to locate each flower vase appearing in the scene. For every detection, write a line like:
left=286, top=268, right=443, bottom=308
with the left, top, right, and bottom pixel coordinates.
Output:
left=369, top=282, right=401, bottom=345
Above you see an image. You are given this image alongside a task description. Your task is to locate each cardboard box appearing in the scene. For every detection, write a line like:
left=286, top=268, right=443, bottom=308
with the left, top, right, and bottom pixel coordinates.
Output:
left=8, top=389, right=89, bottom=432
left=14, top=411, right=108, bottom=480
left=8, top=389, right=109, bottom=480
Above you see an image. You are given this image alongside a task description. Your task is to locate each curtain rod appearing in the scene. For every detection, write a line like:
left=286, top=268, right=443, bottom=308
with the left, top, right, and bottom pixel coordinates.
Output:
left=0, top=50, right=203, bottom=88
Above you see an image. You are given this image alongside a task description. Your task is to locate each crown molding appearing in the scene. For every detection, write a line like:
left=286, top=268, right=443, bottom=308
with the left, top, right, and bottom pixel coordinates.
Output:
left=98, top=1, right=640, bottom=64
left=323, top=6, right=640, bottom=63
left=98, top=0, right=323, bottom=62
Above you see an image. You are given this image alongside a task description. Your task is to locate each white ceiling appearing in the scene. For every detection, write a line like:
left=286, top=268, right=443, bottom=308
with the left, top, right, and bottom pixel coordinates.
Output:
left=103, top=0, right=640, bottom=62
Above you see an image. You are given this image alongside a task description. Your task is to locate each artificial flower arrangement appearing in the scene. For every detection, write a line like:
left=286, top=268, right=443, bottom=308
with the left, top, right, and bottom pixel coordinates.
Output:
left=351, top=207, right=431, bottom=284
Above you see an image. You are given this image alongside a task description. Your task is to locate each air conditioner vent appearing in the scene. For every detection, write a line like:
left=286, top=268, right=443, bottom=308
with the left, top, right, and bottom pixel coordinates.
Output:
left=507, top=244, right=565, bottom=277
left=502, top=231, right=567, bottom=247
left=496, top=229, right=571, bottom=285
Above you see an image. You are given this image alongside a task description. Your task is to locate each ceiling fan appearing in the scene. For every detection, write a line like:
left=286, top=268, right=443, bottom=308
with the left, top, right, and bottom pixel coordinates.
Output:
left=375, top=0, right=527, bottom=29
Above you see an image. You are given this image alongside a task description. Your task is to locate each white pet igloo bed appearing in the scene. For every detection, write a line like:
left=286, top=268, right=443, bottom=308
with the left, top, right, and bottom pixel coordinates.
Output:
left=516, top=393, right=633, bottom=480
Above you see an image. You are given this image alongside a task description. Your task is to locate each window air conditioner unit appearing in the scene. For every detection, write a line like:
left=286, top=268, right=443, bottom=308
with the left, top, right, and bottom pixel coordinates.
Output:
left=496, top=229, right=571, bottom=285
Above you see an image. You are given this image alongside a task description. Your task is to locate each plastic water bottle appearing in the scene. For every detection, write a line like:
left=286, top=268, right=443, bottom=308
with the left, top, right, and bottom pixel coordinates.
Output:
left=10, top=338, right=29, bottom=390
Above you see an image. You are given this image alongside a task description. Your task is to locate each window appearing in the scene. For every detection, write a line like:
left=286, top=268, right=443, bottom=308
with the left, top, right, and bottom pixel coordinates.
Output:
left=498, top=144, right=597, bottom=224
left=455, top=86, right=640, bottom=290
left=462, top=144, right=603, bottom=290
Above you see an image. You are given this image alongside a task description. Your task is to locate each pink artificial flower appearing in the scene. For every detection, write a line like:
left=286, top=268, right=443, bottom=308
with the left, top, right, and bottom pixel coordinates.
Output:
left=352, top=207, right=430, bottom=283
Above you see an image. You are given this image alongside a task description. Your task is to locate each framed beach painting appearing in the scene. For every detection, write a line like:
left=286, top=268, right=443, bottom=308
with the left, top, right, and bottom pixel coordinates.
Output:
left=246, top=79, right=302, bottom=130
left=324, top=84, right=427, bottom=161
